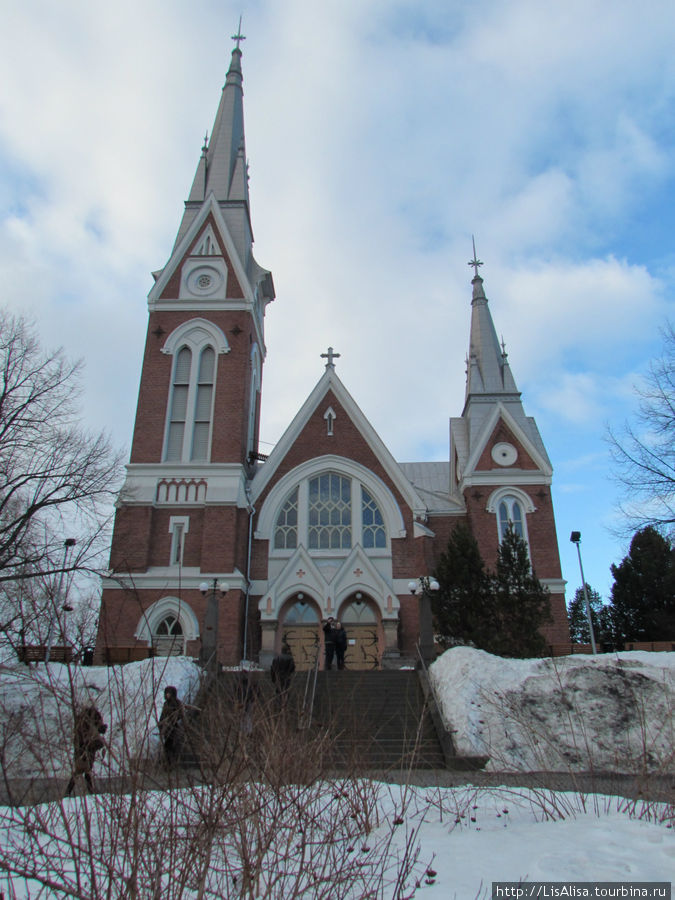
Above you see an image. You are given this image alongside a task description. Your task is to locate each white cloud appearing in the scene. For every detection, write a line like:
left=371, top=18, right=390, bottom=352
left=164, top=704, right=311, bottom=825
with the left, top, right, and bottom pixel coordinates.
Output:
left=1, top=0, right=675, bottom=597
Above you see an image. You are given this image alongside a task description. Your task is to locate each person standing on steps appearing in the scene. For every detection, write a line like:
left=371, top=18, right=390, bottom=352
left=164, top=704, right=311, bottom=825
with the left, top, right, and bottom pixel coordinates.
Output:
left=65, top=704, right=108, bottom=796
left=159, top=685, right=185, bottom=767
left=334, top=621, right=348, bottom=670
left=323, top=617, right=336, bottom=670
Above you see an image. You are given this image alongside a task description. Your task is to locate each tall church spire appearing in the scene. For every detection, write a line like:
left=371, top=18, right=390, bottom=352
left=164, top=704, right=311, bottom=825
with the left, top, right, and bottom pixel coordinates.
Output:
left=173, top=31, right=254, bottom=265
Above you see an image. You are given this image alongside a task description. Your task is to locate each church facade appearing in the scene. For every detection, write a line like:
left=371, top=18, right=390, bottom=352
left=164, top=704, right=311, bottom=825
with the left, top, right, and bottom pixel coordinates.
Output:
left=95, top=43, right=569, bottom=669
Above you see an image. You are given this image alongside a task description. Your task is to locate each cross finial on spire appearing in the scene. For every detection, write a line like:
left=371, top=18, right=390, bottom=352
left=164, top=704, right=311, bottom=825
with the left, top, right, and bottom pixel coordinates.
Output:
left=501, top=335, right=508, bottom=358
left=468, top=235, right=483, bottom=279
left=321, top=346, right=341, bottom=369
left=231, top=16, right=246, bottom=50
left=201, top=131, right=209, bottom=155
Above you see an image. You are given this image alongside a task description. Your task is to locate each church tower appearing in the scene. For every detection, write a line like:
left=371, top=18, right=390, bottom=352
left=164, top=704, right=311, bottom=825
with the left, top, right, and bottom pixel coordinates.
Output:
left=96, top=37, right=274, bottom=664
left=449, top=250, right=568, bottom=643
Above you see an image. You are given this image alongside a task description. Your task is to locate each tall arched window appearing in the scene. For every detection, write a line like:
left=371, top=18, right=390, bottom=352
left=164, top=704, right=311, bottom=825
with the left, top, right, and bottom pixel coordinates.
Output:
left=308, top=473, right=352, bottom=550
left=497, top=496, right=525, bottom=542
left=191, top=347, right=215, bottom=460
left=166, top=347, right=192, bottom=461
left=274, top=488, right=298, bottom=550
left=164, top=343, right=217, bottom=462
left=362, top=488, right=386, bottom=548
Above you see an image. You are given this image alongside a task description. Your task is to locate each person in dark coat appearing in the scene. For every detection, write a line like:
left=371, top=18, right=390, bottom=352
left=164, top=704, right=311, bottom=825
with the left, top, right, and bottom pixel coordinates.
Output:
left=334, top=621, right=348, bottom=670
left=323, top=617, right=336, bottom=670
left=65, top=704, right=107, bottom=796
left=159, top=685, right=185, bottom=767
left=270, top=643, right=296, bottom=705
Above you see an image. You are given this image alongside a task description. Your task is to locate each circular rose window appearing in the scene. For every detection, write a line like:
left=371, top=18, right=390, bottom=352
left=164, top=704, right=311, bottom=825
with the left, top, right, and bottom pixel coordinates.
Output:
left=491, top=442, right=518, bottom=466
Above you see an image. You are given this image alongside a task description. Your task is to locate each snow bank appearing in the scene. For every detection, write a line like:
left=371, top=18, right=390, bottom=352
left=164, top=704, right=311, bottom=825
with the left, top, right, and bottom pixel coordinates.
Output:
left=0, top=657, right=202, bottom=778
left=429, top=647, right=675, bottom=773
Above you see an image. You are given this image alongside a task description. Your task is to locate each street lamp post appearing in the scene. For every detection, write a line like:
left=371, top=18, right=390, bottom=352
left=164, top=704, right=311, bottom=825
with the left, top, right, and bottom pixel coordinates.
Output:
left=408, top=576, right=440, bottom=665
left=45, top=538, right=76, bottom=664
left=199, top=579, right=229, bottom=672
left=569, top=531, right=597, bottom=655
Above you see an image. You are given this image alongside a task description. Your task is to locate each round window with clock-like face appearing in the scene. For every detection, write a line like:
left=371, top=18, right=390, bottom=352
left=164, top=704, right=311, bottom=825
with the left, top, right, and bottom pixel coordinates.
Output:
left=491, top=442, right=518, bottom=466
left=186, top=265, right=224, bottom=296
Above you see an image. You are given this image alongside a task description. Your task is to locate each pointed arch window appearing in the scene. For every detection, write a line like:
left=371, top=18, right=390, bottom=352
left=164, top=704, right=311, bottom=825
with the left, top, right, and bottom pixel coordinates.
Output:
left=274, top=488, right=298, bottom=550
left=164, top=343, right=217, bottom=462
left=191, top=347, right=215, bottom=460
left=362, top=488, right=386, bottom=549
left=153, top=614, right=184, bottom=656
left=166, top=347, right=192, bottom=461
left=497, top=496, right=525, bottom=542
left=308, top=474, right=352, bottom=550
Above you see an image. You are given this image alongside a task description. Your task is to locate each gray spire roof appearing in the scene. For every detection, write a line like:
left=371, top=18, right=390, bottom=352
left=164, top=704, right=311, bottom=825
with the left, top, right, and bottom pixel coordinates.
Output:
left=173, top=45, right=253, bottom=264
left=465, top=274, right=519, bottom=401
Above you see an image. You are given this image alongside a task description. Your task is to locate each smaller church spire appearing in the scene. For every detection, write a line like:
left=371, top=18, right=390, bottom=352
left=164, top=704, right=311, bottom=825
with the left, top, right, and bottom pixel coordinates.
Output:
left=463, top=241, right=519, bottom=402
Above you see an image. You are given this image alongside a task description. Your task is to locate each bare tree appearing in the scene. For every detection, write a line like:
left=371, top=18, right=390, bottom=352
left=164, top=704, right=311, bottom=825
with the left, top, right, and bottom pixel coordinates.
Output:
left=0, top=309, right=122, bottom=648
left=608, top=322, right=675, bottom=536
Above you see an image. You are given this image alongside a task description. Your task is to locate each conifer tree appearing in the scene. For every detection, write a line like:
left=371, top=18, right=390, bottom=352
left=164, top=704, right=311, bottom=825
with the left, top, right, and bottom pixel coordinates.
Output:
left=567, top=584, right=612, bottom=645
left=609, top=526, right=675, bottom=643
left=434, top=524, right=552, bottom=657
left=432, top=524, right=492, bottom=648
left=490, top=526, right=552, bottom=658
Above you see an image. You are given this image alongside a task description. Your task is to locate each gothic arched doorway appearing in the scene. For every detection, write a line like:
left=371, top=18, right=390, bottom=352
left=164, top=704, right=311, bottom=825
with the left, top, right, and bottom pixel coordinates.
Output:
left=338, top=594, right=381, bottom=670
left=280, top=594, right=321, bottom=671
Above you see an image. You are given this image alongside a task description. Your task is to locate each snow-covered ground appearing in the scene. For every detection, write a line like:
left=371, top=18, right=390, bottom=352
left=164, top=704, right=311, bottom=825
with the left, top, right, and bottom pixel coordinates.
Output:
left=0, top=655, right=201, bottom=778
left=0, top=650, right=672, bottom=897
left=429, top=648, right=675, bottom=774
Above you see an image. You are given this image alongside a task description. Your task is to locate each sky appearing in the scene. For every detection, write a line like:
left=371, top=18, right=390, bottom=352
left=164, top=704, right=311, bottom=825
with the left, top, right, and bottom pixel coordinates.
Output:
left=1, top=652, right=673, bottom=894
left=1, top=0, right=675, bottom=603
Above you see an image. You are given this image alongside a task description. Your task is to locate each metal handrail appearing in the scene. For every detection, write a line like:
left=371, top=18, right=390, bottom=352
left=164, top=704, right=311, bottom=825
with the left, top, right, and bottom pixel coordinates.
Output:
left=300, top=644, right=320, bottom=730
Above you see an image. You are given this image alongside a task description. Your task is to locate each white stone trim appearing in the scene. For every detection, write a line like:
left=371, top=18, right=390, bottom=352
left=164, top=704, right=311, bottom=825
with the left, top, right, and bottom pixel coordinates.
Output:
left=462, top=402, right=553, bottom=480
left=485, top=486, right=536, bottom=514
left=160, top=317, right=230, bottom=357
left=102, top=567, right=247, bottom=593
left=460, top=472, right=552, bottom=487
left=117, top=463, right=249, bottom=507
left=134, top=596, right=200, bottom=642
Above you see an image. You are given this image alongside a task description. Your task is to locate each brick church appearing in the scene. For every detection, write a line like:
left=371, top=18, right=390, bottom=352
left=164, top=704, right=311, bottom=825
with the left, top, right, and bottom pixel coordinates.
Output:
left=96, top=41, right=569, bottom=669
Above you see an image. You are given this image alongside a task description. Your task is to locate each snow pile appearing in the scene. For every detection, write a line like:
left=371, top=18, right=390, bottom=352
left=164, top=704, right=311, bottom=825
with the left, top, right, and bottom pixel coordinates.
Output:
left=0, top=657, right=201, bottom=778
left=430, top=647, right=675, bottom=773
left=0, top=781, right=672, bottom=898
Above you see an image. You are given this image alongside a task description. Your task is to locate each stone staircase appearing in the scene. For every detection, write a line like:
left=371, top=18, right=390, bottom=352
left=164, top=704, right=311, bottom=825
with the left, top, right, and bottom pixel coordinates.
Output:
left=311, top=670, right=446, bottom=769
left=183, top=668, right=448, bottom=773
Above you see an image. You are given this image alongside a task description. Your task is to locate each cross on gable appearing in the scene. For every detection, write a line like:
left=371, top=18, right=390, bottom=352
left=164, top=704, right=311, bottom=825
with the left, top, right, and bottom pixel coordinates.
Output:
left=321, top=346, right=340, bottom=369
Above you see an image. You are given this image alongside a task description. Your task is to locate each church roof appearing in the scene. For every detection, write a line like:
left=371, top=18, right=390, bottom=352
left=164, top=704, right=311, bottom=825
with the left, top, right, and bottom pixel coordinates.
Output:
left=398, top=461, right=463, bottom=513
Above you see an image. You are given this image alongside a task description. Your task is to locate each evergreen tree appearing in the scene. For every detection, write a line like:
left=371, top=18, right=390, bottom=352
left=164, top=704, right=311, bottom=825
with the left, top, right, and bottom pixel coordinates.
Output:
left=490, top=526, right=552, bottom=658
left=567, top=584, right=613, bottom=645
left=609, top=526, right=675, bottom=643
left=433, top=524, right=552, bottom=658
left=432, top=524, right=492, bottom=648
